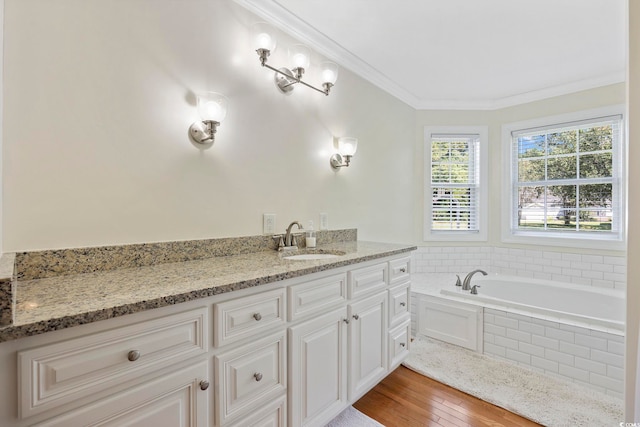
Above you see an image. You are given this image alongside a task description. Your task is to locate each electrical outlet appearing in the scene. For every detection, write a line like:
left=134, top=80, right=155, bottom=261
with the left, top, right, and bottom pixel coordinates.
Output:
left=319, top=213, right=329, bottom=230
left=263, top=213, right=276, bottom=235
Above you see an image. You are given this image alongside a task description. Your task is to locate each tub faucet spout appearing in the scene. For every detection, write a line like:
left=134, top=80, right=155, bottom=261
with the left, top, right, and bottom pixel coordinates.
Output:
left=462, top=269, right=487, bottom=291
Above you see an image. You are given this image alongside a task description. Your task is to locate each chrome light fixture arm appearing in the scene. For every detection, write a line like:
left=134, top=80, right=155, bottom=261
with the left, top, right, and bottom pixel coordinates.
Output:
left=256, top=49, right=331, bottom=96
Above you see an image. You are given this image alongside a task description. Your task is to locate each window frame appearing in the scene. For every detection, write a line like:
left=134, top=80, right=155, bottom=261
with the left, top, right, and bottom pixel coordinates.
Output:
left=501, top=106, right=626, bottom=250
left=424, top=126, right=488, bottom=242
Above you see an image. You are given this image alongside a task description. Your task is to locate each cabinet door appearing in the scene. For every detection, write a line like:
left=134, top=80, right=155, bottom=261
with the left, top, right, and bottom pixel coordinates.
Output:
left=288, top=307, right=348, bottom=427
left=348, top=291, right=388, bottom=401
left=35, top=360, right=209, bottom=427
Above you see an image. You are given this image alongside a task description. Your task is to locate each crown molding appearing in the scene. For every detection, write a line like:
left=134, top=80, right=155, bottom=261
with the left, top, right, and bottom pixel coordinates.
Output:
left=234, top=0, right=625, bottom=111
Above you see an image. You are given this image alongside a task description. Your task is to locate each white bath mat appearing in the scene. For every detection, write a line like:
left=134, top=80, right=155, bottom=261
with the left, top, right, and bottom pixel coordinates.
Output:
left=325, top=406, right=384, bottom=427
left=403, top=337, right=623, bottom=427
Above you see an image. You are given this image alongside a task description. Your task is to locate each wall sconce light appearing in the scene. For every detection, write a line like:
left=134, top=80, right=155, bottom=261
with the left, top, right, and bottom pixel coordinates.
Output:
left=189, top=92, right=228, bottom=146
left=252, top=22, right=339, bottom=96
left=330, top=137, right=358, bottom=170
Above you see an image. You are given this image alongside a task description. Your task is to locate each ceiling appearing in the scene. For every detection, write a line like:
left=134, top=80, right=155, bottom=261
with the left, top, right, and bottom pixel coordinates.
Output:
left=235, top=0, right=626, bottom=110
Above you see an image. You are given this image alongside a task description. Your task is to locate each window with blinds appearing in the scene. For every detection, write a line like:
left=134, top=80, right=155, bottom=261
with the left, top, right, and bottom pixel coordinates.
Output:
left=429, top=134, right=480, bottom=233
left=511, top=115, right=623, bottom=237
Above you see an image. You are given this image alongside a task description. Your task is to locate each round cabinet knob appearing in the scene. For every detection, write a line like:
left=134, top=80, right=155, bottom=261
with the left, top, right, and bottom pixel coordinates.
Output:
left=254, top=372, right=263, bottom=382
left=127, top=350, right=140, bottom=362
left=253, top=313, right=262, bottom=321
left=352, top=314, right=359, bottom=320
left=399, top=268, right=407, bottom=273
left=200, top=380, right=210, bottom=391
left=400, top=302, right=406, bottom=307
left=343, top=318, right=350, bottom=324
left=400, top=343, right=406, bottom=348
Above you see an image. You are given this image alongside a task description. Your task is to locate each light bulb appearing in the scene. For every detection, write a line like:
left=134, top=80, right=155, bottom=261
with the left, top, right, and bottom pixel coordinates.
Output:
left=196, top=92, right=228, bottom=122
left=251, top=22, right=277, bottom=51
left=290, top=44, right=311, bottom=69
left=321, top=62, right=339, bottom=85
left=338, top=137, right=358, bottom=157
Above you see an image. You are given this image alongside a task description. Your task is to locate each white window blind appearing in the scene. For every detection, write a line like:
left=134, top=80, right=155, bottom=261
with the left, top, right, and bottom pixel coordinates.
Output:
left=511, top=114, right=623, bottom=237
left=429, top=134, right=480, bottom=233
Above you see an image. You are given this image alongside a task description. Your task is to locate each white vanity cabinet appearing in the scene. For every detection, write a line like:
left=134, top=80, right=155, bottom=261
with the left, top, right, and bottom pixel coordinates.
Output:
left=1, top=252, right=412, bottom=427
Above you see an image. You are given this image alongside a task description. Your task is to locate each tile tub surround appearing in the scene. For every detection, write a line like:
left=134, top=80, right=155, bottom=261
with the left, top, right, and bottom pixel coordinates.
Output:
left=412, top=246, right=627, bottom=290
left=0, top=234, right=415, bottom=343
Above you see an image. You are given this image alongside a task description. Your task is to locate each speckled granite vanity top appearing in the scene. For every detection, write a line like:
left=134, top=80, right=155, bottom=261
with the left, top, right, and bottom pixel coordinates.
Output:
left=0, top=230, right=415, bottom=342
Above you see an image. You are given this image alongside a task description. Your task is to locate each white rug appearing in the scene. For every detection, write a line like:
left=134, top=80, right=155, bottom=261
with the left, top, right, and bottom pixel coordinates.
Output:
left=403, top=337, right=624, bottom=427
left=325, top=406, right=384, bottom=427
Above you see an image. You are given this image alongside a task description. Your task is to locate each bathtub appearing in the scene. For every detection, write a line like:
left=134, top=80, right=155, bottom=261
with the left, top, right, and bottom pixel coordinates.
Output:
left=412, top=273, right=626, bottom=397
left=441, top=275, right=625, bottom=333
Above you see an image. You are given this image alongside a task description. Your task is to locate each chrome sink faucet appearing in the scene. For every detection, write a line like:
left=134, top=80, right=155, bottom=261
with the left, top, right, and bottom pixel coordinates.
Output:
left=462, top=269, right=487, bottom=291
left=284, top=221, right=303, bottom=248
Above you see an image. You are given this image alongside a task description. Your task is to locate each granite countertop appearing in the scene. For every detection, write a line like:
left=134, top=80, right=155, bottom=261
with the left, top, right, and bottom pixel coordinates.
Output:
left=0, top=239, right=415, bottom=342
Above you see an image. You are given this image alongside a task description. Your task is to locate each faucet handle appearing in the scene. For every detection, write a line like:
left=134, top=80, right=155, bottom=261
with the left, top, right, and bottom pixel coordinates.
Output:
left=273, top=235, right=285, bottom=251
left=455, top=275, right=461, bottom=287
left=470, top=285, right=481, bottom=295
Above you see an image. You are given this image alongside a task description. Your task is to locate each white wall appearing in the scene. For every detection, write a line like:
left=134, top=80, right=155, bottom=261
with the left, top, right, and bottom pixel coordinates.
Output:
left=1, top=0, right=415, bottom=251
left=413, top=83, right=626, bottom=256
left=625, top=0, right=639, bottom=421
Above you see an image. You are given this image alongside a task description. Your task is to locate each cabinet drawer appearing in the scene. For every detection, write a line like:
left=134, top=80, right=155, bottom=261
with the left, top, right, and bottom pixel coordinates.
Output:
left=347, top=262, right=387, bottom=299
left=288, top=273, right=347, bottom=321
left=226, top=393, right=286, bottom=427
left=389, top=257, right=411, bottom=284
left=34, top=360, right=209, bottom=427
left=19, top=307, right=207, bottom=418
left=389, top=320, right=411, bottom=369
left=215, top=332, right=286, bottom=425
left=214, top=288, right=286, bottom=347
left=389, top=281, right=411, bottom=327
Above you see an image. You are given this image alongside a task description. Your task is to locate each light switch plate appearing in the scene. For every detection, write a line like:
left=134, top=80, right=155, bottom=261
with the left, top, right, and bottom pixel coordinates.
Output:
left=319, top=213, right=329, bottom=230
left=263, top=214, right=276, bottom=234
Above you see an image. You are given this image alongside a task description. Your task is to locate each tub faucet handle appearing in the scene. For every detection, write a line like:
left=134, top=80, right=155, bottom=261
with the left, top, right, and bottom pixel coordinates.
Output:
left=455, top=275, right=461, bottom=287
left=470, top=285, right=481, bottom=295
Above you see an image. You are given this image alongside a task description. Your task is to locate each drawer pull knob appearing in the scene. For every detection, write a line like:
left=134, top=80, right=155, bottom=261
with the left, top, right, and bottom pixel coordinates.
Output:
left=254, top=372, right=263, bottom=382
left=400, top=343, right=406, bottom=348
left=400, top=302, right=406, bottom=307
left=127, top=350, right=140, bottom=362
left=352, top=314, right=359, bottom=320
left=343, top=318, right=350, bottom=324
left=199, top=380, right=210, bottom=391
left=399, top=267, right=407, bottom=273
left=253, top=313, right=262, bottom=321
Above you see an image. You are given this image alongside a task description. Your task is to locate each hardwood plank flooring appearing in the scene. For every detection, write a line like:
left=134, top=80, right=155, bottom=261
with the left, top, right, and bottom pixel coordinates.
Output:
left=354, top=366, right=542, bottom=427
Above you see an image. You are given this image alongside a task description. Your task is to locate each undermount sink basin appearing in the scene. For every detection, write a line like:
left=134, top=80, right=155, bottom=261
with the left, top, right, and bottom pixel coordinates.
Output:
left=283, top=253, right=344, bottom=261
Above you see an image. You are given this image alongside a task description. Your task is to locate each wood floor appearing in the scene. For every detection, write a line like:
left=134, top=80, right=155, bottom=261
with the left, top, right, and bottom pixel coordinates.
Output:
left=354, top=366, right=542, bottom=427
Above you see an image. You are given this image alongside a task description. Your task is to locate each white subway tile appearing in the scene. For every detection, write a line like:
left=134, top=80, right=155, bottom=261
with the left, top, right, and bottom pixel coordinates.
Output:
left=562, top=268, right=582, bottom=277
left=532, top=335, right=560, bottom=350
left=493, top=315, right=518, bottom=329
left=484, top=342, right=506, bottom=358
left=590, top=372, right=623, bottom=393
left=561, top=253, right=582, bottom=262
left=545, top=348, right=574, bottom=366
left=581, top=255, right=604, bottom=264
left=603, top=256, right=625, bottom=266
left=507, top=328, right=532, bottom=343
left=531, top=318, right=560, bottom=328
left=551, top=259, right=572, bottom=268
left=494, top=335, right=519, bottom=350
left=581, top=270, right=604, bottom=280
left=592, top=263, right=614, bottom=273
left=506, top=348, right=531, bottom=364
left=592, top=280, right=615, bottom=289
left=607, top=340, right=625, bottom=356
left=484, top=333, right=495, bottom=344
left=604, top=272, right=625, bottom=282
left=608, top=365, right=624, bottom=381
left=575, top=334, right=607, bottom=351
left=570, top=277, right=591, bottom=286
left=533, top=272, right=553, bottom=281
left=505, top=312, right=530, bottom=322
left=591, top=330, right=624, bottom=342
left=531, top=355, right=559, bottom=372
left=574, top=356, right=607, bottom=375
left=518, top=322, right=545, bottom=336
left=570, top=261, right=592, bottom=271
left=591, top=349, right=624, bottom=368
left=559, top=364, right=589, bottom=382
left=613, top=265, right=626, bottom=274
left=545, top=327, right=574, bottom=343
left=558, top=324, right=590, bottom=334
left=519, top=342, right=545, bottom=358
left=543, top=265, right=563, bottom=275
left=559, top=342, right=590, bottom=358
left=485, top=324, right=506, bottom=337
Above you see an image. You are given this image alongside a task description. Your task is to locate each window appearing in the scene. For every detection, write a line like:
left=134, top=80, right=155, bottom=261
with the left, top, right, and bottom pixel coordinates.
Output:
left=424, top=126, right=488, bottom=241
left=502, top=107, right=625, bottom=248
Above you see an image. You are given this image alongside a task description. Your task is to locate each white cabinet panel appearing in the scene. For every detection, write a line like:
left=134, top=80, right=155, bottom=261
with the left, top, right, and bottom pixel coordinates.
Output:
left=35, top=360, right=209, bottom=427
left=18, top=307, right=207, bottom=418
left=389, top=320, right=411, bottom=369
left=288, top=307, right=347, bottom=427
left=388, top=281, right=411, bottom=328
left=347, top=263, right=387, bottom=299
left=388, top=257, right=411, bottom=285
left=288, top=273, right=347, bottom=321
